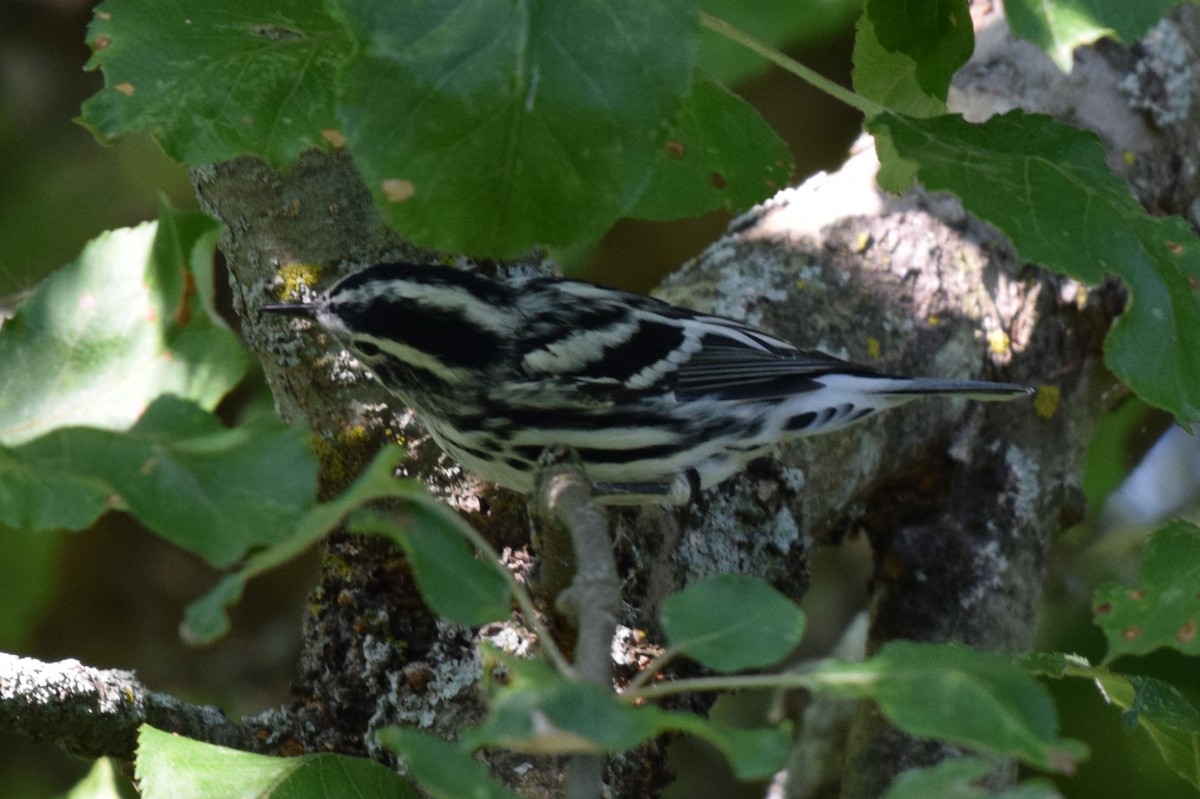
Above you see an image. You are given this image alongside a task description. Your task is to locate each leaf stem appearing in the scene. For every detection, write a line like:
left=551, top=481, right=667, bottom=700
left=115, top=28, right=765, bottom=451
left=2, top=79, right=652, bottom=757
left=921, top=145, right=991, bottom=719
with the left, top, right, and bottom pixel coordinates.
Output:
left=415, top=495, right=576, bottom=678
left=623, top=663, right=874, bottom=703
left=698, top=12, right=884, bottom=118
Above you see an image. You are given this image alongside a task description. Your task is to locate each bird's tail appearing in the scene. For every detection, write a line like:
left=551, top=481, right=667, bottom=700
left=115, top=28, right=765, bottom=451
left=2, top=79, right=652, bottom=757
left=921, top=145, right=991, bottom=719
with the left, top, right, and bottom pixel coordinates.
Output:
left=877, top=377, right=1033, bottom=401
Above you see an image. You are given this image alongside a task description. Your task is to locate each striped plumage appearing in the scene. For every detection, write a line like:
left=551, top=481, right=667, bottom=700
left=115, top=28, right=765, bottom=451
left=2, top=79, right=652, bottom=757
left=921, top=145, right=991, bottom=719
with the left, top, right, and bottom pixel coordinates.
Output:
left=263, top=262, right=1031, bottom=505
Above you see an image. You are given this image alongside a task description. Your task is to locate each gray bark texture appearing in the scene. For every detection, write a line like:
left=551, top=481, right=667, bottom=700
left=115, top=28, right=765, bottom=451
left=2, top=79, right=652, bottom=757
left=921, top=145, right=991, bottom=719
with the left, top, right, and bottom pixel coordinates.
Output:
left=172, top=5, right=1200, bottom=798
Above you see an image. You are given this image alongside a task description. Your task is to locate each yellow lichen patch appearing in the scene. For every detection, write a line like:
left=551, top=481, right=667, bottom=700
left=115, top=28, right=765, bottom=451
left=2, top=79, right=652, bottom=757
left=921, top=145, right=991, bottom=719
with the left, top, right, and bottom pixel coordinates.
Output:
left=987, top=329, right=1011, bottom=355
left=338, top=424, right=371, bottom=447
left=865, top=337, right=881, bottom=359
left=853, top=230, right=871, bottom=253
left=1034, top=385, right=1060, bottom=419
left=277, top=262, right=323, bottom=300
left=310, top=433, right=355, bottom=488
left=927, top=314, right=940, bottom=327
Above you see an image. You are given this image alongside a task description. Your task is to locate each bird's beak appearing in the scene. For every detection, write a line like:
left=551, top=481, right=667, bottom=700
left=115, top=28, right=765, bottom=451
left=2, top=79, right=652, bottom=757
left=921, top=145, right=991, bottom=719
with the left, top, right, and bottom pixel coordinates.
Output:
left=260, top=302, right=316, bottom=319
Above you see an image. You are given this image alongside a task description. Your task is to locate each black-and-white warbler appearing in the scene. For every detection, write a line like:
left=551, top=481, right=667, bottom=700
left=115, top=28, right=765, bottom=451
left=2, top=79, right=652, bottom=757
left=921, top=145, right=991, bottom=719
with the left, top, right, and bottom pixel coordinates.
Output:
left=263, top=262, right=1031, bottom=505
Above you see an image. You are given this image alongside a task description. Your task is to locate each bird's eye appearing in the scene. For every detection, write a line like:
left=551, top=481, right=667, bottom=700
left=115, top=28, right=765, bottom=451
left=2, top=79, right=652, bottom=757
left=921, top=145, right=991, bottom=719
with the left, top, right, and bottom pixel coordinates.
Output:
left=354, top=340, right=382, bottom=357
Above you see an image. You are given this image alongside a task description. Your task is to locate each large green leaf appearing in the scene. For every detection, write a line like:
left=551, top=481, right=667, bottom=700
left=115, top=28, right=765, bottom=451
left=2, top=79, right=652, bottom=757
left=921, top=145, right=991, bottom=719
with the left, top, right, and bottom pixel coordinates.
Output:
left=136, top=724, right=416, bottom=799
left=1093, top=520, right=1200, bottom=660
left=2, top=396, right=315, bottom=567
left=331, top=0, right=699, bottom=257
left=0, top=211, right=244, bottom=446
left=870, top=110, right=1200, bottom=423
left=81, top=0, right=350, bottom=167
left=660, top=572, right=805, bottom=672
left=628, top=73, right=792, bottom=220
left=809, top=641, right=1086, bottom=772
left=1005, top=0, right=1177, bottom=72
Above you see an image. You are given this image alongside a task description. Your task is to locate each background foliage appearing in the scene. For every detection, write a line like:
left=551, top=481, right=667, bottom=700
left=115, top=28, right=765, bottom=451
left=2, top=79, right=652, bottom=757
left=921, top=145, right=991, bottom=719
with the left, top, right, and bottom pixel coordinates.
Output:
left=2, top=0, right=1199, bottom=797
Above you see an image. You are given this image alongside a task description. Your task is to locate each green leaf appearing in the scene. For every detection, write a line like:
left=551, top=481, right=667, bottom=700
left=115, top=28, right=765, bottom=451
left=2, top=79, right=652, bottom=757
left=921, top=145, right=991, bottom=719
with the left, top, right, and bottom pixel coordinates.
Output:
left=331, top=0, right=698, bottom=257
left=0, top=213, right=245, bottom=446
left=660, top=573, right=805, bottom=672
left=881, top=756, right=1062, bottom=799
left=3, top=396, right=316, bottom=566
left=1025, top=651, right=1200, bottom=789
left=472, top=669, right=654, bottom=754
left=659, top=710, right=792, bottom=782
left=0, top=526, right=64, bottom=650
left=1082, top=396, right=1151, bottom=508
left=852, top=12, right=947, bottom=119
left=81, top=0, right=350, bottom=167
left=347, top=503, right=513, bottom=627
left=810, top=641, right=1086, bottom=772
left=1120, top=674, right=1200, bottom=789
left=1094, top=520, right=1200, bottom=659
left=869, top=110, right=1200, bottom=423
left=136, top=724, right=416, bottom=799
left=180, top=573, right=246, bottom=644
left=1005, top=0, right=1177, bottom=72
left=628, top=73, right=792, bottom=220
left=864, top=0, right=973, bottom=102
left=468, top=655, right=790, bottom=780
left=181, top=445, right=507, bottom=644
left=62, top=758, right=128, bottom=799
left=183, top=446, right=408, bottom=643
left=375, top=727, right=520, bottom=799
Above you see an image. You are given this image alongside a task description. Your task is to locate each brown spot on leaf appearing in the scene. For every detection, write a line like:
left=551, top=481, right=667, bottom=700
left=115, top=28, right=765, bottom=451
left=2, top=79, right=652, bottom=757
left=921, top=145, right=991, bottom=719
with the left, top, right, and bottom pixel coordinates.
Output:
left=664, top=139, right=685, bottom=159
left=1094, top=601, right=1111, bottom=615
left=320, top=129, right=346, bottom=149
left=93, top=36, right=112, bottom=50
left=382, top=178, right=415, bottom=202
left=1122, top=625, right=1141, bottom=641
left=114, top=82, right=135, bottom=96
left=708, top=172, right=726, bottom=190
left=1128, top=589, right=1145, bottom=601
left=1179, top=619, right=1197, bottom=643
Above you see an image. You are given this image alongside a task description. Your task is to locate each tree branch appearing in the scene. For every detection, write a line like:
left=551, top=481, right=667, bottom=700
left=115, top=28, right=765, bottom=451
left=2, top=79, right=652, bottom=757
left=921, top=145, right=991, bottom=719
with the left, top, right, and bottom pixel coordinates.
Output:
left=0, top=652, right=257, bottom=761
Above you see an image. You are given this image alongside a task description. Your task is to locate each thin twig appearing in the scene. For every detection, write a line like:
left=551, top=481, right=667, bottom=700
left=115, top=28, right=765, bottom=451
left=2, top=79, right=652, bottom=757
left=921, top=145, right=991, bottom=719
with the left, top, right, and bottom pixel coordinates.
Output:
left=539, top=466, right=621, bottom=799
left=699, top=12, right=884, bottom=117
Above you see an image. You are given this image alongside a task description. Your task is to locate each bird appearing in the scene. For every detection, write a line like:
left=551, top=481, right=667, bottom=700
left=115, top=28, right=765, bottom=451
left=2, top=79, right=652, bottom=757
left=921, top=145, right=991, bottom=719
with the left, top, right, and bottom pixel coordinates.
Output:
left=263, top=262, right=1031, bottom=505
